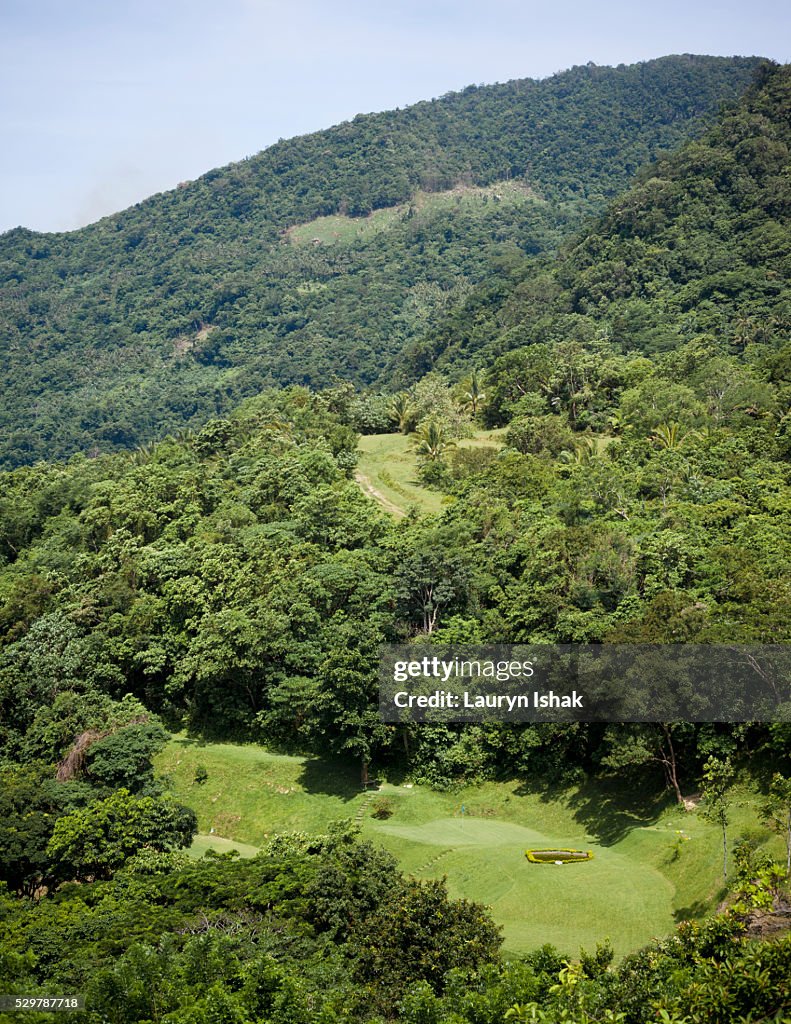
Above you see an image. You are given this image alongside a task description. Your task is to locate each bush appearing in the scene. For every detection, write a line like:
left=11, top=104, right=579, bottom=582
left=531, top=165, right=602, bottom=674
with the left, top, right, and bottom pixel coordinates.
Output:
left=370, top=797, right=394, bottom=820
left=86, top=722, right=169, bottom=794
left=505, top=416, right=576, bottom=456
left=448, top=446, right=498, bottom=482
left=525, top=849, right=593, bottom=864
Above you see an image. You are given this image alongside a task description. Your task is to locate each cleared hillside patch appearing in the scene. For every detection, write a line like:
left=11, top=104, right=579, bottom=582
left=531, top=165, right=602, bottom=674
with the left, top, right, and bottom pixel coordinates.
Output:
left=355, top=428, right=506, bottom=517
left=285, top=182, right=539, bottom=247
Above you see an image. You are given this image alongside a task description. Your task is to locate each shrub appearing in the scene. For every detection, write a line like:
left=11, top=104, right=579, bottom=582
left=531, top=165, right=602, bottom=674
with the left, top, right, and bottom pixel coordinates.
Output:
left=505, top=415, right=576, bottom=456
left=370, top=797, right=394, bottom=820
left=525, top=849, right=593, bottom=864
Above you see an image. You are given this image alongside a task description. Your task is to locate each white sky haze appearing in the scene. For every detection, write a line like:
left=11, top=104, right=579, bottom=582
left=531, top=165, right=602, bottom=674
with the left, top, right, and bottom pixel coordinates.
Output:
left=1, top=0, right=790, bottom=233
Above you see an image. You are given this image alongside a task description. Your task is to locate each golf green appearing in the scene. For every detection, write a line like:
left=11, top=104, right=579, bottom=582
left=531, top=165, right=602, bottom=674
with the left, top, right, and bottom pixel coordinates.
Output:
left=369, top=816, right=675, bottom=955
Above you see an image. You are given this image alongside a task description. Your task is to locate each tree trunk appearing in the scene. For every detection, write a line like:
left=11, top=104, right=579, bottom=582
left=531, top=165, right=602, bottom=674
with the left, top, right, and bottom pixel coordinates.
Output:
left=722, top=824, right=728, bottom=880
left=660, top=724, right=684, bottom=805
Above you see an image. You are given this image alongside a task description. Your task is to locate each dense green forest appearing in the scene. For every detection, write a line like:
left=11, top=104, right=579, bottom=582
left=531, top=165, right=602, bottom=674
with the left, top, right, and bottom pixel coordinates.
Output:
left=1, top=373, right=790, bottom=1014
left=0, top=55, right=762, bottom=467
left=1, top=56, right=791, bottom=1023
left=400, top=61, right=791, bottom=378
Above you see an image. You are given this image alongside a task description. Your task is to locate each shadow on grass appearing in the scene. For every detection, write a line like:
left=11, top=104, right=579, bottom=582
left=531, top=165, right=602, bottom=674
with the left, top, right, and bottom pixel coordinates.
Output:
left=673, top=899, right=711, bottom=923
left=514, top=774, right=671, bottom=846
left=297, top=756, right=365, bottom=801
left=297, top=754, right=412, bottom=797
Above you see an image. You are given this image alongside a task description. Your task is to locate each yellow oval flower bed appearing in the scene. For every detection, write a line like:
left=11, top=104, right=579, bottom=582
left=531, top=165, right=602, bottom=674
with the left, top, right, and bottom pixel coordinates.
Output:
left=525, top=849, right=593, bottom=864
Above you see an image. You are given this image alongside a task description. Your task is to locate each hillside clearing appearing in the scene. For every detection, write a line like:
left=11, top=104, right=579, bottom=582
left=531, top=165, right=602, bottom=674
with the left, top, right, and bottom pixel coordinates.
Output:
left=355, top=429, right=507, bottom=517
left=156, top=738, right=777, bottom=957
left=285, top=183, right=539, bottom=247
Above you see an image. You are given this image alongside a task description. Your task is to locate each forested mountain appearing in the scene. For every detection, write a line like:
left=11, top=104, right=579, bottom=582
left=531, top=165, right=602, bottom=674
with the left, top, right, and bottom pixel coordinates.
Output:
left=0, top=55, right=762, bottom=467
left=402, top=60, right=791, bottom=374
left=2, top=58, right=791, bottom=779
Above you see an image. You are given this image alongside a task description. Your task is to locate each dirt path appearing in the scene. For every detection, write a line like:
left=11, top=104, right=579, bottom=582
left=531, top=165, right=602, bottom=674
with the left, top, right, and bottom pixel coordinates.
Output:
left=354, top=470, right=406, bottom=518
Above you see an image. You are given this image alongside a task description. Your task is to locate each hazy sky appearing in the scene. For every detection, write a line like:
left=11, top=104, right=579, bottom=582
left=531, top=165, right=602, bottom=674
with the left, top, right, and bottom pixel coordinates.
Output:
left=2, top=0, right=789, bottom=234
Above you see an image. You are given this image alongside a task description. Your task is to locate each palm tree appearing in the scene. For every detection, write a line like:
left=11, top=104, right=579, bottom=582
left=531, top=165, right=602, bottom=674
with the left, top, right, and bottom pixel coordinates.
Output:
left=651, top=421, right=700, bottom=450
left=412, top=420, right=456, bottom=462
left=606, top=410, right=632, bottom=435
left=732, top=314, right=756, bottom=352
left=461, top=369, right=486, bottom=418
left=388, top=392, right=414, bottom=434
left=130, top=441, right=156, bottom=466
left=558, top=437, right=598, bottom=465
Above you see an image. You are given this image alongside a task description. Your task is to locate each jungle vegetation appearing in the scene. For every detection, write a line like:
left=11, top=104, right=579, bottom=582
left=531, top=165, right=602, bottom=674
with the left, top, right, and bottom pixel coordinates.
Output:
left=1, top=55, right=790, bottom=1023
left=0, top=55, right=763, bottom=467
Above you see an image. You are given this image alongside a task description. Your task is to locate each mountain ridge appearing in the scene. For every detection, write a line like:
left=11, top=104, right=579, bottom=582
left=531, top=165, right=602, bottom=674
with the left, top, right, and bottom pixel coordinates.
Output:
left=0, top=55, right=766, bottom=466
left=399, top=59, right=791, bottom=377
left=1, top=53, right=765, bottom=240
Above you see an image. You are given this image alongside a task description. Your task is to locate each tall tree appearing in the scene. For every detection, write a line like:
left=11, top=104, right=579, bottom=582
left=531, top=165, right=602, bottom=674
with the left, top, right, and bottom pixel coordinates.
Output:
left=700, top=756, right=735, bottom=881
left=461, top=369, right=487, bottom=418
left=412, top=420, right=456, bottom=463
left=763, top=772, right=791, bottom=879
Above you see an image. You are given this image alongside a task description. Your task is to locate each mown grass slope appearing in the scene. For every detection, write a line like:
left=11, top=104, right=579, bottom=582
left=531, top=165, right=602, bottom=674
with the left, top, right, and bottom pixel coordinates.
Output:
left=355, top=429, right=506, bottom=517
left=156, top=737, right=779, bottom=956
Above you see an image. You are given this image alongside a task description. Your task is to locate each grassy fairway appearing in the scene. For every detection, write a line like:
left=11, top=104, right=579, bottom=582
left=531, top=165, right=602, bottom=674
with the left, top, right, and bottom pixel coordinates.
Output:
left=356, top=429, right=506, bottom=517
left=159, top=738, right=364, bottom=839
left=157, top=738, right=778, bottom=957
left=187, top=834, right=260, bottom=859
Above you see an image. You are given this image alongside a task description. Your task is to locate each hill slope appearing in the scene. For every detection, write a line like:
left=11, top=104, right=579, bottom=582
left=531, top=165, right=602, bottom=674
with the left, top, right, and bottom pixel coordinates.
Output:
left=0, top=55, right=762, bottom=466
left=401, top=60, right=791, bottom=374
